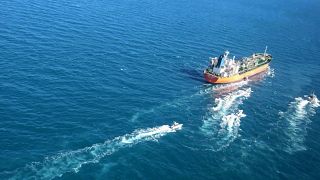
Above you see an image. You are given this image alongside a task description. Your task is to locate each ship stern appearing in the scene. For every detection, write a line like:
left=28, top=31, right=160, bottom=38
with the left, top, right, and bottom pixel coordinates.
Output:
left=204, top=70, right=219, bottom=84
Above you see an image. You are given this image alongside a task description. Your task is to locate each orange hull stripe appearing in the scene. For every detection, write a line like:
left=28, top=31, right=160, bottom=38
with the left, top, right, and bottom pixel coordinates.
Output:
left=210, top=64, right=269, bottom=84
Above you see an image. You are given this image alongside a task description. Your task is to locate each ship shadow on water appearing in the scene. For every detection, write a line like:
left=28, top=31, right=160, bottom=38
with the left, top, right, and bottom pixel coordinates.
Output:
left=179, top=68, right=206, bottom=83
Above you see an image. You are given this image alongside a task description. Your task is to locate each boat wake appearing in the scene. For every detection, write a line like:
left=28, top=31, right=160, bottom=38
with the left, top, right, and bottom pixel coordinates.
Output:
left=129, top=85, right=205, bottom=123
left=212, top=88, right=251, bottom=112
left=267, top=67, right=275, bottom=78
left=201, top=80, right=248, bottom=96
left=7, top=123, right=182, bottom=180
left=220, top=110, right=246, bottom=133
left=201, top=88, right=251, bottom=151
left=279, top=95, right=319, bottom=153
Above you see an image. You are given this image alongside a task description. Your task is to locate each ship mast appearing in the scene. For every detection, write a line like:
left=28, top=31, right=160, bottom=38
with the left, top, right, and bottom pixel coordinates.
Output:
left=264, top=46, right=268, bottom=56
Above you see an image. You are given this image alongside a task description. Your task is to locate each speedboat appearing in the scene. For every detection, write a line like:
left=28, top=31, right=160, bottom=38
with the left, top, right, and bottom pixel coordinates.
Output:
left=308, top=92, right=317, bottom=104
left=171, top=122, right=183, bottom=130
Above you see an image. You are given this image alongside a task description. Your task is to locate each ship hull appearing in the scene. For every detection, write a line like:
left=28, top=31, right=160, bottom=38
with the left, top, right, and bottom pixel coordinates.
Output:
left=204, top=63, right=269, bottom=84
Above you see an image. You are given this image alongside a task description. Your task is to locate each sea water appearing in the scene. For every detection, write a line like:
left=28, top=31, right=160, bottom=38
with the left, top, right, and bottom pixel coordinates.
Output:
left=0, top=0, right=320, bottom=179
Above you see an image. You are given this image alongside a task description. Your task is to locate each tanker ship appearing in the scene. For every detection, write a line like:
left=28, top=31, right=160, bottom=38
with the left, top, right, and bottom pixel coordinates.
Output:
left=204, top=47, right=272, bottom=84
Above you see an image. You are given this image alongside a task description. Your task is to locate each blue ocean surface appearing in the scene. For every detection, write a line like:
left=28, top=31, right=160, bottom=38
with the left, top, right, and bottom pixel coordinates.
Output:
left=1, top=0, right=320, bottom=179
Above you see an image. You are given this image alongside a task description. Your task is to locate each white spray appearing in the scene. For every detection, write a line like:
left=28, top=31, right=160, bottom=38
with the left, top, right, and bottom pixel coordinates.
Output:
left=10, top=122, right=183, bottom=180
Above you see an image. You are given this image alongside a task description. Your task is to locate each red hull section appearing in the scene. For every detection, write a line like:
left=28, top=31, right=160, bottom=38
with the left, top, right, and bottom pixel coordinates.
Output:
left=204, top=73, right=219, bottom=83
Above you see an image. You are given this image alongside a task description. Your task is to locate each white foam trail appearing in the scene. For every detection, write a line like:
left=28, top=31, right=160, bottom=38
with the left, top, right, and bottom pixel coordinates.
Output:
left=9, top=123, right=182, bottom=180
left=310, top=96, right=320, bottom=108
left=267, top=67, right=275, bottom=78
left=212, top=88, right=251, bottom=112
left=201, top=88, right=251, bottom=151
left=279, top=95, right=319, bottom=153
left=220, top=110, right=246, bottom=132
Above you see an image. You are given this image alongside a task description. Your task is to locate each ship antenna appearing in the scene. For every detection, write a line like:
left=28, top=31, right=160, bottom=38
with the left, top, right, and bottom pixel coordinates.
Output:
left=264, top=46, right=268, bottom=56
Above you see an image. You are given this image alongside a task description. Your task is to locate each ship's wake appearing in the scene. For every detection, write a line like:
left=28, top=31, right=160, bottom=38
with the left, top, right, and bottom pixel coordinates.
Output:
left=201, top=88, right=252, bottom=151
left=267, top=67, right=275, bottom=78
left=279, top=95, right=319, bottom=153
left=129, top=85, right=205, bottom=123
left=6, top=123, right=182, bottom=180
left=202, top=80, right=248, bottom=97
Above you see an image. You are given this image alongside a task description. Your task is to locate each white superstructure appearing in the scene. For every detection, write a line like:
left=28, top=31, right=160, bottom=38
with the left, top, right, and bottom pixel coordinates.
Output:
left=207, top=48, right=271, bottom=77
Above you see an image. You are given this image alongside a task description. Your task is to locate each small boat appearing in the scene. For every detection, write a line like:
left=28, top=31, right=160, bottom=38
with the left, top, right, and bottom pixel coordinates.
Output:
left=204, top=47, right=272, bottom=84
left=170, top=122, right=183, bottom=130
left=308, top=92, right=317, bottom=104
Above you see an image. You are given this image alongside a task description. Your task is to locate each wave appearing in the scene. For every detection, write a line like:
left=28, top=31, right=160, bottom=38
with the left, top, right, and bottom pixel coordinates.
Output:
left=201, top=88, right=251, bottom=151
left=201, top=80, right=248, bottom=96
left=220, top=110, right=246, bottom=132
left=279, top=95, right=319, bottom=153
left=267, top=67, right=275, bottom=78
left=129, top=85, right=205, bottom=123
left=212, top=88, right=251, bottom=112
left=7, top=123, right=182, bottom=180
